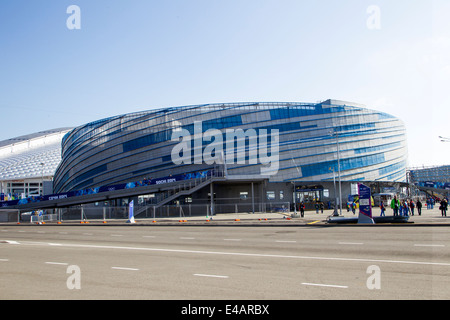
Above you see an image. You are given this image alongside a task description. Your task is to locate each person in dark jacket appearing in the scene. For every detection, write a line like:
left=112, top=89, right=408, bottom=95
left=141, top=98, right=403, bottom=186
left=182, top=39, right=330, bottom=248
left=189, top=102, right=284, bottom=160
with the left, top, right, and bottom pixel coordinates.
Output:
left=416, top=200, right=422, bottom=216
left=409, top=200, right=415, bottom=216
left=299, top=202, right=305, bottom=218
left=380, top=201, right=386, bottom=216
left=440, top=199, right=448, bottom=217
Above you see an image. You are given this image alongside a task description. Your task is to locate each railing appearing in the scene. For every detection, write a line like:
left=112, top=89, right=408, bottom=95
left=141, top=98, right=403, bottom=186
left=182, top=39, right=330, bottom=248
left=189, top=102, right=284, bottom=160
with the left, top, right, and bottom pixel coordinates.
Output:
left=30, top=214, right=58, bottom=224
left=133, top=169, right=225, bottom=217
left=137, top=202, right=292, bottom=219
left=37, top=201, right=291, bottom=223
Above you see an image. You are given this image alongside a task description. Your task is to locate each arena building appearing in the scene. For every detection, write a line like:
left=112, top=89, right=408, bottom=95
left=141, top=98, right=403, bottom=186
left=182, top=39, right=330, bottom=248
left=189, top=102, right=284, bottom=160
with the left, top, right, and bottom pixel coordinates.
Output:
left=50, top=99, right=408, bottom=215
left=0, top=128, right=73, bottom=201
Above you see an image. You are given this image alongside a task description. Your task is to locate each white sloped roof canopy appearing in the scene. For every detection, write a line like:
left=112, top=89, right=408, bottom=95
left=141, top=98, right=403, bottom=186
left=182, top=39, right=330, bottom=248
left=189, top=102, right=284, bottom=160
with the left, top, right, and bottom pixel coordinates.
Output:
left=0, top=128, right=73, bottom=181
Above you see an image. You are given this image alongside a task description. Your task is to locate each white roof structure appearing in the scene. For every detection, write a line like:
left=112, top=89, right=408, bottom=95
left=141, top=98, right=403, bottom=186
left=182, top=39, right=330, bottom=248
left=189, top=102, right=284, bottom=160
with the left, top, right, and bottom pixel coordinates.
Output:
left=0, top=128, right=73, bottom=181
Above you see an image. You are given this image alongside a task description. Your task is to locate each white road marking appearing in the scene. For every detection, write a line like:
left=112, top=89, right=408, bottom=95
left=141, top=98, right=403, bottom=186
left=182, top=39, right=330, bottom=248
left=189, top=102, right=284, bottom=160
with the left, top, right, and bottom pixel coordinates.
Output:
left=302, top=282, right=348, bottom=289
left=224, top=239, right=241, bottom=241
left=276, top=240, right=297, bottom=243
left=45, top=262, right=68, bottom=266
left=13, top=241, right=450, bottom=267
left=0, top=259, right=9, bottom=262
left=111, top=267, right=139, bottom=271
left=180, top=237, right=195, bottom=240
left=194, top=274, right=229, bottom=279
left=339, top=242, right=364, bottom=245
left=414, top=244, right=445, bottom=247
left=0, top=240, right=20, bottom=245
left=24, top=241, right=49, bottom=245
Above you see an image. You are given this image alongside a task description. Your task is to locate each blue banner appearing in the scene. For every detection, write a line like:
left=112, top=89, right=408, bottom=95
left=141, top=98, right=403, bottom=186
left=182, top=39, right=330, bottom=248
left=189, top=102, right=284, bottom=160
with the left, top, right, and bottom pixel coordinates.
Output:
left=416, top=181, right=450, bottom=190
left=358, top=183, right=372, bottom=218
left=1, top=169, right=213, bottom=208
left=129, top=200, right=134, bottom=220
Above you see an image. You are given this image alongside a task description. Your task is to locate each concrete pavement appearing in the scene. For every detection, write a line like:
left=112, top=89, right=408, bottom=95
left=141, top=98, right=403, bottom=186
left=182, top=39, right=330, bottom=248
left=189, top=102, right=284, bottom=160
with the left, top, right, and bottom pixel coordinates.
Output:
left=1, top=221, right=450, bottom=300
left=5, top=206, right=450, bottom=226
left=89, top=206, right=450, bottom=225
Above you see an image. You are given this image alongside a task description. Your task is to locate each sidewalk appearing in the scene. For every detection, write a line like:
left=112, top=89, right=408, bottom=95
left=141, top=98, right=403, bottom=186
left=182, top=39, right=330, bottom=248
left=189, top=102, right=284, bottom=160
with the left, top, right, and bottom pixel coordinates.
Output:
left=144, top=206, right=450, bottom=225
left=13, top=206, right=450, bottom=226
left=134, top=209, right=342, bottom=224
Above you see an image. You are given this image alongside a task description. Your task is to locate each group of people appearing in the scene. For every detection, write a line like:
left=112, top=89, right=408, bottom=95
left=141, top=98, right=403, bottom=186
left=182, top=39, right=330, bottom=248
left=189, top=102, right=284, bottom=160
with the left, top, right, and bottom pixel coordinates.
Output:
left=386, top=196, right=448, bottom=217
left=297, top=196, right=449, bottom=218
left=426, top=198, right=436, bottom=209
left=386, top=196, right=422, bottom=217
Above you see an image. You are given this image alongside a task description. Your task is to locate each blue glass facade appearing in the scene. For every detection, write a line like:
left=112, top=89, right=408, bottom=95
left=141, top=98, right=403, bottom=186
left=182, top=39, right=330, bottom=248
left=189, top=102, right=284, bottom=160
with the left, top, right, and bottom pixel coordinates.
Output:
left=53, top=100, right=408, bottom=193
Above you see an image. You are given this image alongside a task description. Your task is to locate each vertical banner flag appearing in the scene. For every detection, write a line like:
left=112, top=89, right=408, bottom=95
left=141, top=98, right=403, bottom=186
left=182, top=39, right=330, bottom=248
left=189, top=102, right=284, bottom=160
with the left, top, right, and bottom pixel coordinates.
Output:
left=358, top=183, right=375, bottom=224
left=127, top=200, right=136, bottom=223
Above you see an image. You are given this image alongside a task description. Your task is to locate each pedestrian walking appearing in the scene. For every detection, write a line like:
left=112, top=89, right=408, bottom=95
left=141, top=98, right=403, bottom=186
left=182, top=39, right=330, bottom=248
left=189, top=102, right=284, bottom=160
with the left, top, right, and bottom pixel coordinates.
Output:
left=402, top=200, right=409, bottom=216
left=299, top=202, right=305, bottom=218
left=409, top=200, right=415, bottom=216
left=391, top=196, right=400, bottom=216
left=380, top=201, right=385, bottom=216
left=440, top=199, right=448, bottom=217
left=416, top=199, right=422, bottom=216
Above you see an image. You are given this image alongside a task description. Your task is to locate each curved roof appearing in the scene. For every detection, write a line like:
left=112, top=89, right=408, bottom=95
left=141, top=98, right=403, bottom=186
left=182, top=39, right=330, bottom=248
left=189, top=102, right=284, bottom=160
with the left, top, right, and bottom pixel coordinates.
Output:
left=0, top=128, right=73, bottom=181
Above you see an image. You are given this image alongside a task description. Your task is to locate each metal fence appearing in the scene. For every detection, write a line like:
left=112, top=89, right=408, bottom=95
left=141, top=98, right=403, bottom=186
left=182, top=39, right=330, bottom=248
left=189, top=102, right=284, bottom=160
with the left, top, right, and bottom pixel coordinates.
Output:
left=16, top=201, right=291, bottom=222
left=30, top=214, right=58, bottom=224
left=0, top=200, right=292, bottom=223
left=134, top=202, right=291, bottom=219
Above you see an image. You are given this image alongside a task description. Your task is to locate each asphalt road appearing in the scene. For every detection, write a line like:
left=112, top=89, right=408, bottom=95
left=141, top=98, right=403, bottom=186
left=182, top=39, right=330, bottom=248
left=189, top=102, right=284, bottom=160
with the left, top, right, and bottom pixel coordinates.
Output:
left=1, top=223, right=450, bottom=301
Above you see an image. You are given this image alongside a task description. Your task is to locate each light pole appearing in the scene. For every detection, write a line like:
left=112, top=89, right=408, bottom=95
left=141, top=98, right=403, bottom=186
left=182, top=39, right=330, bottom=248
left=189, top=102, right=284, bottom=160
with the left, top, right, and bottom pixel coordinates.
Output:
left=292, top=181, right=297, bottom=215
left=330, top=166, right=339, bottom=216
left=40, top=162, right=45, bottom=196
left=330, top=129, right=342, bottom=216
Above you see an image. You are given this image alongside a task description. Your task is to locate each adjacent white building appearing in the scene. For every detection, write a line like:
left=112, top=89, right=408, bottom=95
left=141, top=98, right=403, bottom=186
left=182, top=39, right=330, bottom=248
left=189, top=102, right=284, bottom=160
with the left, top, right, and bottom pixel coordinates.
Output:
left=0, top=128, right=72, bottom=200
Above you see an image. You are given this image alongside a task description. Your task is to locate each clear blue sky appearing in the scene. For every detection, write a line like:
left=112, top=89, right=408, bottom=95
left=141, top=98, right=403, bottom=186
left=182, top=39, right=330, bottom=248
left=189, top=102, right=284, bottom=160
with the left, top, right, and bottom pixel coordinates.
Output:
left=0, top=0, right=449, bottom=167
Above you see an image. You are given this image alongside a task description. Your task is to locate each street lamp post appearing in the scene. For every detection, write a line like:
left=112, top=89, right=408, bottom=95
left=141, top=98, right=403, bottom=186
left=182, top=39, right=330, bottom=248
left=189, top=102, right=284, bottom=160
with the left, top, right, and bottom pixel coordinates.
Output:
left=40, top=162, right=45, bottom=196
left=330, top=129, right=343, bottom=216
left=292, top=181, right=297, bottom=215
left=330, top=167, right=339, bottom=216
